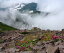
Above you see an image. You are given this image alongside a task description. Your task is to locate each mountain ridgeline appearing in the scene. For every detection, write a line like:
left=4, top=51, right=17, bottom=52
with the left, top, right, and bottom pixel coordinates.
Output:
left=19, top=2, right=40, bottom=13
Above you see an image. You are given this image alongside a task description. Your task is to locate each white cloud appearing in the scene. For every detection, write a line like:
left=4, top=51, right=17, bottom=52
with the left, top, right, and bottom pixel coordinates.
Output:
left=0, top=0, right=38, bottom=8
left=0, top=0, right=64, bottom=30
left=38, top=0, right=64, bottom=12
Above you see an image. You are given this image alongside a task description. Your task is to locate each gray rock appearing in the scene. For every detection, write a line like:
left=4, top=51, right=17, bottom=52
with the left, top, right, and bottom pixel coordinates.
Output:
left=37, top=51, right=46, bottom=53
left=20, top=51, right=33, bottom=53
left=4, top=48, right=16, bottom=53
left=36, top=41, right=42, bottom=46
left=55, top=41, right=61, bottom=46
left=32, top=46, right=42, bottom=50
left=15, top=49, right=20, bottom=52
left=0, top=47, right=2, bottom=52
left=46, top=45, right=60, bottom=53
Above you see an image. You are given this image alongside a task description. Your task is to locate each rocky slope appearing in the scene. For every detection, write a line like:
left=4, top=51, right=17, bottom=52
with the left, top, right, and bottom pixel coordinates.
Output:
left=0, top=27, right=64, bottom=53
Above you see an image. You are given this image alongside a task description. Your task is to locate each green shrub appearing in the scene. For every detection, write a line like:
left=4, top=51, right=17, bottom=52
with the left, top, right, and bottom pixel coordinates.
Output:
left=21, top=32, right=30, bottom=34
left=0, top=39, right=4, bottom=43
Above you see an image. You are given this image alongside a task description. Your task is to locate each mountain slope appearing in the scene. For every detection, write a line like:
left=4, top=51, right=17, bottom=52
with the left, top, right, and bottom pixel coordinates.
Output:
left=19, top=2, right=37, bottom=13
left=0, top=22, right=17, bottom=31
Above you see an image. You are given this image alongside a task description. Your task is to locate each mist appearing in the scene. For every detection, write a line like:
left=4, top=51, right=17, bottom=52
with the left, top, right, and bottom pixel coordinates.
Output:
left=0, top=0, right=64, bottom=30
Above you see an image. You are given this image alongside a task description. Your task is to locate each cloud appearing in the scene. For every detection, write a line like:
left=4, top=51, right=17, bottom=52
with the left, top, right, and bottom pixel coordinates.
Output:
left=38, top=0, right=64, bottom=12
left=0, top=0, right=38, bottom=8
left=0, top=0, right=64, bottom=30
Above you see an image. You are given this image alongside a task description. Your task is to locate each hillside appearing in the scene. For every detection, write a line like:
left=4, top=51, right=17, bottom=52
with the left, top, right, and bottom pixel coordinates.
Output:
left=0, top=27, right=64, bottom=53
left=0, top=22, right=17, bottom=31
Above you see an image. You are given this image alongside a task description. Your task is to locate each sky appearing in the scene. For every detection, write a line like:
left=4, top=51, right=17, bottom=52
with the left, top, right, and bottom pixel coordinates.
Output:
left=0, top=0, right=64, bottom=30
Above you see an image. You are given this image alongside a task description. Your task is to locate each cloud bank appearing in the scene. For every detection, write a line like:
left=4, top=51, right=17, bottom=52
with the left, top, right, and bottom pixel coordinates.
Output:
left=0, top=0, right=64, bottom=30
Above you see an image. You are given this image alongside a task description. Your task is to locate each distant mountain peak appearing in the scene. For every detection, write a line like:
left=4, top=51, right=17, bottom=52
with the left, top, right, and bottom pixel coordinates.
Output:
left=19, top=2, right=37, bottom=13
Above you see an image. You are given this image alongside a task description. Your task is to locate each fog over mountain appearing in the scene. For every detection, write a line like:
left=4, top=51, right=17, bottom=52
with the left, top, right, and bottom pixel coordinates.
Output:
left=0, top=0, right=64, bottom=30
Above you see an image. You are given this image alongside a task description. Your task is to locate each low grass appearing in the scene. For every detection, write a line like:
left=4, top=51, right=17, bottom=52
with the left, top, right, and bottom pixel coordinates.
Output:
left=0, top=38, right=4, bottom=43
left=0, top=22, right=17, bottom=31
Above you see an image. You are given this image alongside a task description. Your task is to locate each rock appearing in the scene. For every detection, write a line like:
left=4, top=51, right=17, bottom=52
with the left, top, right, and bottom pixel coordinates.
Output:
left=55, top=41, right=61, bottom=46
left=1, top=47, right=5, bottom=51
left=58, top=45, right=64, bottom=49
left=20, top=51, right=33, bottom=53
left=0, top=47, right=2, bottom=51
left=58, top=45, right=64, bottom=53
left=32, top=45, right=42, bottom=50
left=63, top=50, right=64, bottom=53
left=36, top=41, right=42, bottom=46
left=37, top=51, right=46, bottom=53
left=50, top=41, right=55, bottom=45
left=15, top=49, right=20, bottom=52
left=46, top=45, right=60, bottom=53
left=5, top=48, right=16, bottom=53
left=42, top=46, right=46, bottom=49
